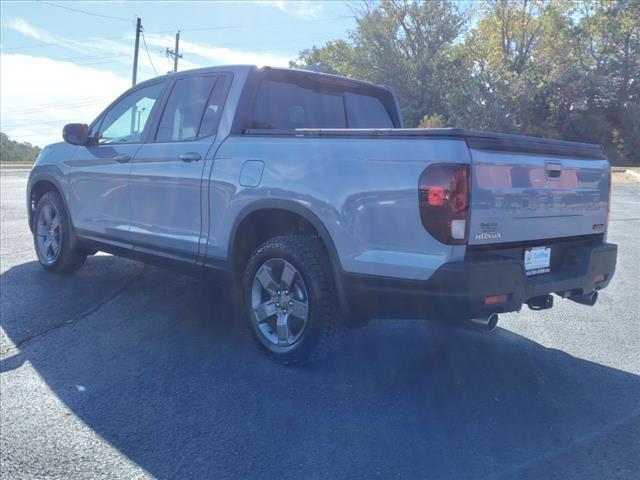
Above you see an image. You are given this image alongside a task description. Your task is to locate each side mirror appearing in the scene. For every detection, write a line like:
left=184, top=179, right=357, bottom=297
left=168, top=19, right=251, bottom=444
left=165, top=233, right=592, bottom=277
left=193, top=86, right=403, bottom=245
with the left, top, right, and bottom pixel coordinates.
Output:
left=62, top=123, right=89, bottom=145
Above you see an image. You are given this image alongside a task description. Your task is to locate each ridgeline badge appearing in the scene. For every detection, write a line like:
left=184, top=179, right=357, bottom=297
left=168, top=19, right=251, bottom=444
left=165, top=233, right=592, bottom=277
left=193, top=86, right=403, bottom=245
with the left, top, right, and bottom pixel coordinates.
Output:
left=475, top=222, right=501, bottom=241
left=475, top=232, right=502, bottom=240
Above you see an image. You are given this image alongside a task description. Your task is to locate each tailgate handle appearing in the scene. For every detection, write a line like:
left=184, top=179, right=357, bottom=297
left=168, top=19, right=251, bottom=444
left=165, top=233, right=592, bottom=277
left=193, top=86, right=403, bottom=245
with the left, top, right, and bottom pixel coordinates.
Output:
left=545, top=161, right=562, bottom=178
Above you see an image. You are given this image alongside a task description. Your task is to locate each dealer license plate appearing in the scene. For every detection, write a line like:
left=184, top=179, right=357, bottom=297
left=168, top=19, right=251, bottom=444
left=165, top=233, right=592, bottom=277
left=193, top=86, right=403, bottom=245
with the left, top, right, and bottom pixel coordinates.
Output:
left=524, top=246, right=551, bottom=276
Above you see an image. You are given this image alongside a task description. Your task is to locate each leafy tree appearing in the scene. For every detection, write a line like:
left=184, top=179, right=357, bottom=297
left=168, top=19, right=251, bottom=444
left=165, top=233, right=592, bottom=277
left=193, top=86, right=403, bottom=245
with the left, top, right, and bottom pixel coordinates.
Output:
left=292, top=0, right=471, bottom=127
left=291, top=0, right=640, bottom=165
left=0, top=132, right=41, bottom=162
left=418, top=114, right=447, bottom=128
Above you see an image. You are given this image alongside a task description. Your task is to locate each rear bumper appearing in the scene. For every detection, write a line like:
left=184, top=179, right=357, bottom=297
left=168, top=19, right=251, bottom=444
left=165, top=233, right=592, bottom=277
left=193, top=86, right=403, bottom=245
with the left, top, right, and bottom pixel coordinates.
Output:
left=340, top=242, right=617, bottom=321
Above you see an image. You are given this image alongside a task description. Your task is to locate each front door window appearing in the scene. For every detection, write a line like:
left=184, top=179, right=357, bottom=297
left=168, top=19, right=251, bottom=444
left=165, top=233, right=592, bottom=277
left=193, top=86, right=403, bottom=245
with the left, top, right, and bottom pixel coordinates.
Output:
left=96, top=82, right=165, bottom=144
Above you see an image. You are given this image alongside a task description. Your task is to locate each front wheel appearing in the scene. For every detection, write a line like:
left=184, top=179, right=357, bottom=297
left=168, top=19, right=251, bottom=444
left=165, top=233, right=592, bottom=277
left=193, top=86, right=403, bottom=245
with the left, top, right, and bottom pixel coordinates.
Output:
left=242, top=235, right=340, bottom=365
left=33, top=191, right=86, bottom=273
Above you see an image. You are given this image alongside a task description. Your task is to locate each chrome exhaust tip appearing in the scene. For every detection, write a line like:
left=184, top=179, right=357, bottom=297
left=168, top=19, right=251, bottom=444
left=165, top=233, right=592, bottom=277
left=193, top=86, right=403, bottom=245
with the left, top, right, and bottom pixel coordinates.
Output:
left=468, top=313, right=499, bottom=332
left=569, top=291, right=599, bottom=307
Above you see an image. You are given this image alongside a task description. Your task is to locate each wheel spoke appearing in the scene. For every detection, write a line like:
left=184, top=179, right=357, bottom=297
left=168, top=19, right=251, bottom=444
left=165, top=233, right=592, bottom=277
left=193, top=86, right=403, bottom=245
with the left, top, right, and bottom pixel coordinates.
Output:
left=280, top=262, right=296, bottom=289
left=276, top=313, right=290, bottom=344
left=42, top=205, right=53, bottom=224
left=50, top=215, right=60, bottom=230
left=36, top=223, right=48, bottom=236
left=256, top=265, right=279, bottom=295
left=288, top=299, right=308, bottom=320
left=50, top=237, right=60, bottom=254
left=251, top=257, right=309, bottom=347
left=44, top=238, right=53, bottom=255
left=254, top=300, right=277, bottom=323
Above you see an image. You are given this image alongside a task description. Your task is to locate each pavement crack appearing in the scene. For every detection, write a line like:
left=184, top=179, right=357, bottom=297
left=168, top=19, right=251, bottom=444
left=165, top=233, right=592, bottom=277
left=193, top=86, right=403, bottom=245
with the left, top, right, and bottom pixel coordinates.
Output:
left=0, top=265, right=146, bottom=365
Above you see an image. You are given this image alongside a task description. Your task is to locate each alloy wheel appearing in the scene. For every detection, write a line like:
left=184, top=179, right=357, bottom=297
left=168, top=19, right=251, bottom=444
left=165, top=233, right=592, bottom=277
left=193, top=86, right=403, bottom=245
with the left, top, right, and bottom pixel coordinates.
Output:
left=250, top=258, right=309, bottom=346
left=35, top=204, right=61, bottom=265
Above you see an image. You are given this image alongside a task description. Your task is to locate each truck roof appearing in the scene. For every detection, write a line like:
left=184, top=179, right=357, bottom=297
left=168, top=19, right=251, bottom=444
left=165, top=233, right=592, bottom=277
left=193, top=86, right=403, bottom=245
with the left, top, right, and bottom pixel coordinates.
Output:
left=136, top=65, right=390, bottom=92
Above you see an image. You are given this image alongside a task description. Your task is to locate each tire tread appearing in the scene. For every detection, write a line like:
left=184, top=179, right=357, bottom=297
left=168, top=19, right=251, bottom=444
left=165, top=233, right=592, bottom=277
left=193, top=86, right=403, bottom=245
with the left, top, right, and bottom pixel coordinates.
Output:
left=242, top=235, right=341, bottom=365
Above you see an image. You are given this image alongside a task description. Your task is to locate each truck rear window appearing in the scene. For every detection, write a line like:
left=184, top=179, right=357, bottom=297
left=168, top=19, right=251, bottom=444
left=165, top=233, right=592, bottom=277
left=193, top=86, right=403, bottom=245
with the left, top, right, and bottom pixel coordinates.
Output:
left=251, top=74, right=395, bottom=129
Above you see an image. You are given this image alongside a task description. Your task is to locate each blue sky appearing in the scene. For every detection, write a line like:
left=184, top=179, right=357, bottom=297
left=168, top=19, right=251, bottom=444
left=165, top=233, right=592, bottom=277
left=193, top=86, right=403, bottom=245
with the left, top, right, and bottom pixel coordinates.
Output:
left=1, top=1, right=356, bottom=147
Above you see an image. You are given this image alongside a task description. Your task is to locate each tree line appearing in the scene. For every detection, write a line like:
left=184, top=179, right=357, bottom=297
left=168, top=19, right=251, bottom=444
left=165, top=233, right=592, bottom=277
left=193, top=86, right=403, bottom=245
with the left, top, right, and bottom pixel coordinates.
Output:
left=0, top=132, right=41, bottom=162
left=291, top=0, right=639, bottom=165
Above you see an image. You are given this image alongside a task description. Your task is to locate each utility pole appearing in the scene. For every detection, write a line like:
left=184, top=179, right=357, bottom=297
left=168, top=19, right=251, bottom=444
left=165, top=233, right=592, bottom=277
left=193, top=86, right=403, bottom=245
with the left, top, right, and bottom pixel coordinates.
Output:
left=165, top=31, right=182, bottom=73
left=132, top=17, right=142, bottom=86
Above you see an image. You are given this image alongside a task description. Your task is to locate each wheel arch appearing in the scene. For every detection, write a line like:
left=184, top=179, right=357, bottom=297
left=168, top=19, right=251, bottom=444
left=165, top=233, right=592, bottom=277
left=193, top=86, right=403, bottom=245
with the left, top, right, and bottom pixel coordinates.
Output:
left=27, top=174, right=75, bottom=237
left=228, top=199, right=344, bottom=289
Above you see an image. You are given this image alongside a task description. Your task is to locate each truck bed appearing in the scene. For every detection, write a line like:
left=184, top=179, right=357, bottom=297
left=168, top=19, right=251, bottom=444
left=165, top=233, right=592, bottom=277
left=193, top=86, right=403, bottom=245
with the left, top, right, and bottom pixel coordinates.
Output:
left=244, top=128, right=606, bottom=160
left=244, top=127, right=610, bottom=246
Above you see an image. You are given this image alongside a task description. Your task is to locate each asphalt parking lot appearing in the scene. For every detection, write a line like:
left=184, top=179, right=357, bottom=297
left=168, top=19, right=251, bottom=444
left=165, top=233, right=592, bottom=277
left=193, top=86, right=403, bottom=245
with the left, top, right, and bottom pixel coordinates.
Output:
left=1, top=167, right=639, bottom=480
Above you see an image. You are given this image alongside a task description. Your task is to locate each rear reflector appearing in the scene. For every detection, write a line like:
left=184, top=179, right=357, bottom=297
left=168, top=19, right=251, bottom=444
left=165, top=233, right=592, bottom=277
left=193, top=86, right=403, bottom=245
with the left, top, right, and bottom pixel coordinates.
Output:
left=484, top=294, right=508, bottom=305
left=418, top=163, right=470, bottom=245
left=451, top=219, right=466, bottom=240
left=593, top=274, right=605, bottom=283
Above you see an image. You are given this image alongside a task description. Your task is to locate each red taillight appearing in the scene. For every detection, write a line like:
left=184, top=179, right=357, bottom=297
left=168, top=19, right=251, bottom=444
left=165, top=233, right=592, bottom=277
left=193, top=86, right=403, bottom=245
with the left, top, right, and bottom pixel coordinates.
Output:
left=484, top=294, right=508, bottom=305
left=418, top=163, right=470, bottom=245
left=427, top=187, right=445, bottom=206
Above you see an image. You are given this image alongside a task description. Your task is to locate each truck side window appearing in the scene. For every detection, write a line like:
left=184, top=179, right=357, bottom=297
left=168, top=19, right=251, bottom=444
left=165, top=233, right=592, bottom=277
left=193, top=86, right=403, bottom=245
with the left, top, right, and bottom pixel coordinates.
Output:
left=344, top=92, right=394, bottom=128
left=97, top=82, right=164, bottom=144
left=198, top=75, right=231, bottom=138
left=252, top=80, right=346, bottom=129
left=155, top=75, right=228, bottom=142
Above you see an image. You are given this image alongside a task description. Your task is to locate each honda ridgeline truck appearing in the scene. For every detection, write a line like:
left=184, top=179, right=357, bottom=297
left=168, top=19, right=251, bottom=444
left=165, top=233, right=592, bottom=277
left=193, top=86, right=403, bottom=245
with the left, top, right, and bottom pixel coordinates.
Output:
left=27, top=65, right=617, bottom=363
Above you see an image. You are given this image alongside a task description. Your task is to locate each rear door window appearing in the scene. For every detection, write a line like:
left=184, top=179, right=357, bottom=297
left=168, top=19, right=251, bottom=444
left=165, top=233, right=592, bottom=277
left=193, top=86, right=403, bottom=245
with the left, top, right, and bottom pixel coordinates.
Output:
left=250, top=76, right=395, bottom=130
left=252, top=80, right=346, bottom=129
left=155, top=75, right=229, bottom=142
left=344, top=92, right=394, bottom=128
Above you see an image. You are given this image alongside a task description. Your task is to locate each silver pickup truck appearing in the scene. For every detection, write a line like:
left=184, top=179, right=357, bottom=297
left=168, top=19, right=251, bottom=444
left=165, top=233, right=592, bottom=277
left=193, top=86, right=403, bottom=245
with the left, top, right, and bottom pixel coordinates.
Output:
left=27, top=65, right=617, bottom=364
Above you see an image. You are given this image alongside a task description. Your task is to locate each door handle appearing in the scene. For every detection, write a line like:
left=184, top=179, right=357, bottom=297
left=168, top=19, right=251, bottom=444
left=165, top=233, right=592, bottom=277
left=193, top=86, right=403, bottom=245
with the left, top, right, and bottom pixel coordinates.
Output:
left=113, top=154, right=131, bottom=163
left=179, top=152, right=202, bottom=162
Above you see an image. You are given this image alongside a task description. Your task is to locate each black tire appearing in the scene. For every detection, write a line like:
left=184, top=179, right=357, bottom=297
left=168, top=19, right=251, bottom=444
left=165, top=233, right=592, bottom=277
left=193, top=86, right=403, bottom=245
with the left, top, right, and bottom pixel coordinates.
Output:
left=33, top=190, right=86, bottom=273
left=241, top=235, right=340, bottom=365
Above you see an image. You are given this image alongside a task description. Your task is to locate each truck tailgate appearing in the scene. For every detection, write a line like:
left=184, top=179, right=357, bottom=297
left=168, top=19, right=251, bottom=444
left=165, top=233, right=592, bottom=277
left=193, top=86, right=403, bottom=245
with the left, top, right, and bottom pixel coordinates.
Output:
left=468, top=147, right=609, bottom=245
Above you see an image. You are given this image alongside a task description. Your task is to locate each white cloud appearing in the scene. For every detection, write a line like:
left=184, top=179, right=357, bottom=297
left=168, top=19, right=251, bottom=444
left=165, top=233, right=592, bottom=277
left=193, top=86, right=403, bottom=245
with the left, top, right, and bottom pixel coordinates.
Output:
left=257, top=1, right=324, bottom=19
left=143, top=34, right=290, bottom=68
left=6, top=17, right=57, bottom=43
left=0, top=54, right=130, bottom=147
left=0, top=20, right=296, bottom=146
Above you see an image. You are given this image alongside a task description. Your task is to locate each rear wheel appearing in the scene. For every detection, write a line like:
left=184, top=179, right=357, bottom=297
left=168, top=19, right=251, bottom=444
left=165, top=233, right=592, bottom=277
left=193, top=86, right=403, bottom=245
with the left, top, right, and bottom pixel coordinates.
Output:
left=33, top=191, right=86, bottom=273
left=242, top=235, right=339, bottom=365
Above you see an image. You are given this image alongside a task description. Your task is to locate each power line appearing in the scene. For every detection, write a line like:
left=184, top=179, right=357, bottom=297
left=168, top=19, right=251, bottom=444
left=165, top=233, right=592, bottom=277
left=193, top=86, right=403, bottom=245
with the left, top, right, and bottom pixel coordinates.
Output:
left=38, top=0, right=133, bottom=23
left=0, top=97, right=108, bottom=115
left=141, top=29, right=158, bottom=76
left=2, top=16, right=353, bottom=51
left=2, top=118, right=92, bottom=129
left=46, top=52, right=125, bottom=62
left=1, top=97, right=111, bottom=115
left=150, top=16, right=354, bottom=34
left=1, top=34, right=129, bottom=51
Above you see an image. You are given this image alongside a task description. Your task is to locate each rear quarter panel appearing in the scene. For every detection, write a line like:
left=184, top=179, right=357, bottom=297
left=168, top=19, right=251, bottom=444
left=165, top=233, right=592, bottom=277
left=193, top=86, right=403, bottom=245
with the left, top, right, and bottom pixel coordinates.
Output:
left=207, top=136, right=470, bottom=280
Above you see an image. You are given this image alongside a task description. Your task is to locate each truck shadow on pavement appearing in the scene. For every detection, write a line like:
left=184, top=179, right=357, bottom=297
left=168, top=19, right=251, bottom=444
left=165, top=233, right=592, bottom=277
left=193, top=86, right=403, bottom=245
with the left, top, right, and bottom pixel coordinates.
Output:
left=1, top=255, right=639, bottom=479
